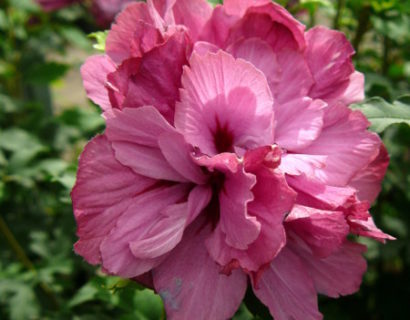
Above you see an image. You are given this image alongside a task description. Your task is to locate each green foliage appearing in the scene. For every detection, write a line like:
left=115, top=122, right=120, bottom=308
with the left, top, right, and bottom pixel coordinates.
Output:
left=0, top=0, right=409, bottom=320
left=352, top=96, right=410, bottom=132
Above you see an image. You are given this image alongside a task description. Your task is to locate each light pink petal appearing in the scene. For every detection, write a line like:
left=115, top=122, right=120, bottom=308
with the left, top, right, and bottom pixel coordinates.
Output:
left=280, top=154, right=327, bottom=177
left=81, top=55, right=116, bottom=111
left=158, top=132, right=207, bottom=184
left=286, top=205, right=349, bottom=258
left=166, top=0, right=213, bottom=41
left=287, top=174, right=355, bottom=209
left=100, top=184, right=190, bottom=277
left=199, top=5, right=239, bottom=47
left=227, top=2, right=306, bottom=52
left=175, top=50, right=274, bottom=155
left=290, top=240, right=367, bottom=298
left=223, top=0, right=271, bottom=17
left=253, top=247, right=323, bottom=320
left=350, top=144, right=389, bottom=203
left=300, top=103, right=381, bottom=186
left=274, top=98, right=325, bottom=151
left=72, top=135, right=156, bottom=264
left=275, top=50, right=314, bottom=104
left=306, top=26, right=355, bottom=101
left=107, top=31, right=189, bottom=121
left=106, top=2, right=163, bottom=63
left=329, top=71, right=365, bottom=105
left=227, top=38, right=280, bottom=91
left=105, top=106, right=187, bottom=182
left=153, top=220, right=247, bottom=320
left=129, top=185, right=211, bottom=259
left=105, top=106, right=175, bottom=147
left=192, top=41, right=220, bottom=56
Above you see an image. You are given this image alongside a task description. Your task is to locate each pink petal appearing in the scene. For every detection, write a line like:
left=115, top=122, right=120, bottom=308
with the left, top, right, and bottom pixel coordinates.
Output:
left=223, top=0, right=271, bottom=17
left=91, top=0, right=134, bottom=28
left=290, top=240, right=367, bottom=298
left=81, top=55, right=116, bottom=111
left=280, top=153, right=327, bottom=177
left=226, top=2, right=306, bottom=52
left=286, top=205, right=349, bottom=258
left=306, top=26, right=355, bottom=101
left=106, top=31, right=189, bottom=121
left=192, top=41, right=220, bottom=56
left=72, top=135, right=156, bottom=264
left=349, top=144, right=389, bottom=203
left=100, top=184, right=190, bottom=277
left=274, top=98, right=325, bottom=151
left=299, top=104, right=381, bottom=186
left=106, top=2, right=163, bottom=63
left=153, top=220, right=247, bottom=320
left=158, top=132, right=207, bottom=184
left=287, top=174, right=355, bottom=209
left=329, top=71, right=365, bottom=105
left=105, top=106, right=188, bottom=182
left=175, top=50, right=274, bottom=155
left=253, top=247, right=323, bottom=320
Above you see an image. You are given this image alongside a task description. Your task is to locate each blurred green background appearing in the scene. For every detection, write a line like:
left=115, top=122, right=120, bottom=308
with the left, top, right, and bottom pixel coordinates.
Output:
left=0, top=0, right=409, bottom=319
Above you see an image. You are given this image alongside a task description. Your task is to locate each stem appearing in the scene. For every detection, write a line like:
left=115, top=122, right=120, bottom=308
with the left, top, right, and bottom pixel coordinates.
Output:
left=0, top=215, right=59, bottom=309
left=333, top=0, right=345, bottom=30
left=353, top=4, right=372, bottom=53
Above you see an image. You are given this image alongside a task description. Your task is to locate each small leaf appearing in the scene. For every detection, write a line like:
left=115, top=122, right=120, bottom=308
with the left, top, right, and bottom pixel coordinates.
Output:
left=351, top=96, right=410, bottom=133
left=88, top=31, right=109, bottom=52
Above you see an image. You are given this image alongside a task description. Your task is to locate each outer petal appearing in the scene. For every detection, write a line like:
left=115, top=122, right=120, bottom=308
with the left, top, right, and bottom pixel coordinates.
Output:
left=175, top=50, right=274, bottom=155
left=106, top=31, right=189, bottom=121
left=253, top=247, right=323, bottom=320
left=153, top=220, right=247, bottom=320
left=106, top=2, right=163, bottom=63
left=72, top=135, right=156, bottom=265
left=223, top=0, right=271, bottom=17
left=100, top=184, right=190, bottom=277
left=329, top=71, right=365, bottom=106
left=91, top=0, right=134, bottom=28
left=226, top=2, right=306, bottom=52
left=285, top=205, right=349, bottom=258
left=81, top=55, right=116, bottom=111
left=290, top=239, right=367, bottom=298
left=274, top=98, right=325, bottom=151
left=349, top=144, right=389, bottom=204
left=299, top=104, right=381, bottom=186
left=105, top=106, right=189, bottom=182
left=306, top=26, right=355, bottom=101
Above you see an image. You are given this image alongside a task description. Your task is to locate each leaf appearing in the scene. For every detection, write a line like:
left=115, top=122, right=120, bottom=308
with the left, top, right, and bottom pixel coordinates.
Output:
left=88, top=31, right=109, bottom=52
left=25, top=62, right=69, bottom=84
left=351, top=96, right=410, bottom=133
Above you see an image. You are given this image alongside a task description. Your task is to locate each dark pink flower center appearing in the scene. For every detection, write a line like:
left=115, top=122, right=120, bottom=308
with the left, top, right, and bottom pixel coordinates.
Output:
left=213, top=116, right=234, bottom=154
left=203, top=170, right=225, bottom=229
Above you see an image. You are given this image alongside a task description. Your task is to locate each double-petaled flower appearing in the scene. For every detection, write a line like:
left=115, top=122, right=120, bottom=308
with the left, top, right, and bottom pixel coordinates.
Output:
left=73, top=1, right=393, bottom=319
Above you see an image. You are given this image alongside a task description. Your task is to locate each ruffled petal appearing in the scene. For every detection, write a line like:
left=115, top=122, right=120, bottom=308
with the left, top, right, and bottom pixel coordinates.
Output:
left=153, top=220, right=247, bottom=320
left=81, top=55, right=116, bottom=111
left=72, top=135, right=156, bottom=265
left=175, top=50, right=274, bottom=155
left=253, top=247, right=323, bottom=320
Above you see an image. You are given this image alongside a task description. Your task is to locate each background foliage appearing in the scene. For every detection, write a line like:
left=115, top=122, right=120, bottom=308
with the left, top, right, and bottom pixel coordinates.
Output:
left=0, top=0, right=409, bottom=319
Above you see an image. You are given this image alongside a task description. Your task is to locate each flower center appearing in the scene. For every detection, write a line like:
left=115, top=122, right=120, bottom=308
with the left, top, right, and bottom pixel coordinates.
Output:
left=203, top=170, right=225, bottom=229
left=213, top=116, right=234, bottom=154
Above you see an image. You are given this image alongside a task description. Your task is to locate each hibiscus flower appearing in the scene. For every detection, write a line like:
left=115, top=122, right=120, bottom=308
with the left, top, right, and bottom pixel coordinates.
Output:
left=73, top=1, right=393, bottom=319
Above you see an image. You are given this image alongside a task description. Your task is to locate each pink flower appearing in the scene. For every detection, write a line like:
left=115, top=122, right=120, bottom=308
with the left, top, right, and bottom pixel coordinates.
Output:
left=74, top=1, right=393, bottom=319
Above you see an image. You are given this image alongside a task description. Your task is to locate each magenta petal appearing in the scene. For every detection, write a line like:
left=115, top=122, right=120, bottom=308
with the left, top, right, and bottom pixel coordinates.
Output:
left=290, top=240, right=367, bottom=298
left=175, top=50, right=274, bottom=155
left=100, top=184, right=190, bottom=277
left=274, top=98, right=325, bottom=151
left=72, top=135, right=156, bottom=265
left=153, top=220, right=247, bottom=320
left=306, top=26, right=355, bottom=101
left=158, top=132, right=207, bottom=184
left=280, top=153, right=327, bottom=177
left=286, top=205, right=349, bottom=258
left=81, top=55, right=116, bottom=111
left=223, top=0, right=271, bottom=17
left=253, top=247, right=323, bottom=320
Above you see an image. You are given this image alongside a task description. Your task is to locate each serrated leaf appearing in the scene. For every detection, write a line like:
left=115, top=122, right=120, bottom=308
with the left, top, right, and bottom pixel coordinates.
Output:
left=351, top=96, right=410, bottom=133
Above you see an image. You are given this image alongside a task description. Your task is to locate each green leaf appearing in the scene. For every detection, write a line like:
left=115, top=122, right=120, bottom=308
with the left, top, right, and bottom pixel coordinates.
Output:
left=351, top=96, right=410, bottom=133
left=25, top=62, right=69, bottom=84
left=88, top=31, right=109, bottom=52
